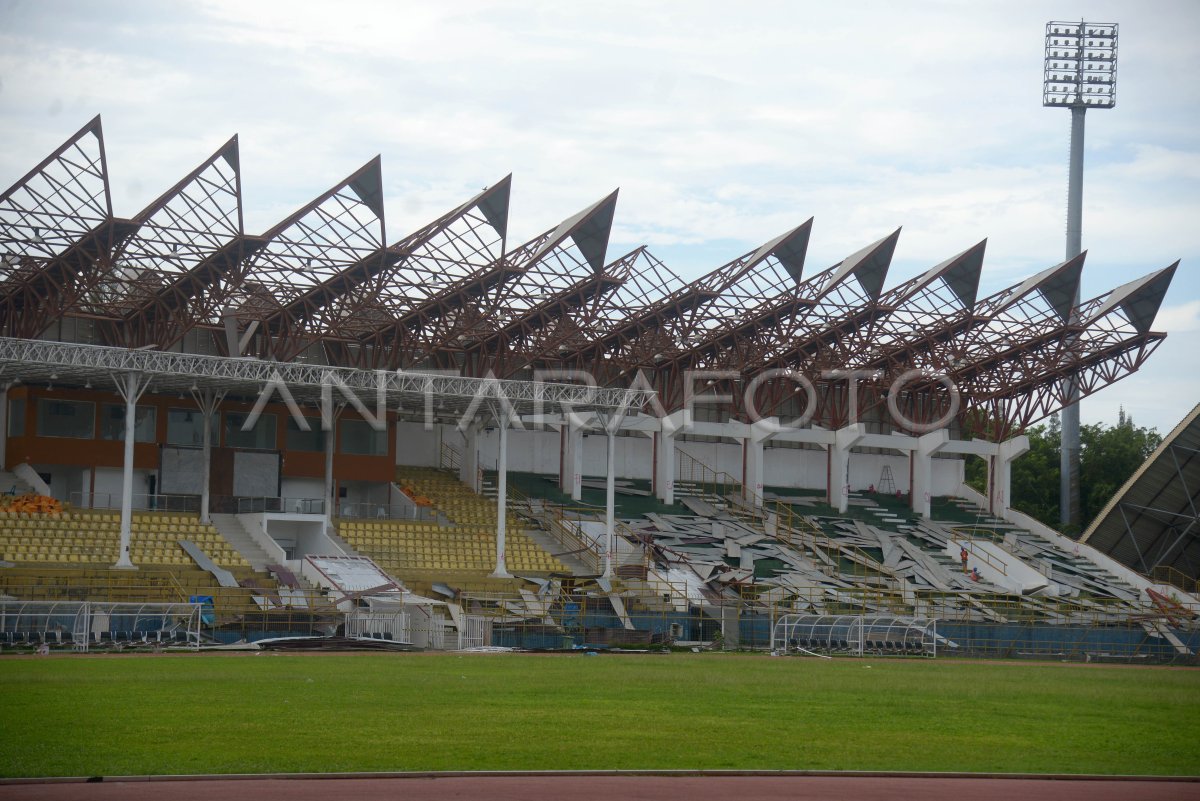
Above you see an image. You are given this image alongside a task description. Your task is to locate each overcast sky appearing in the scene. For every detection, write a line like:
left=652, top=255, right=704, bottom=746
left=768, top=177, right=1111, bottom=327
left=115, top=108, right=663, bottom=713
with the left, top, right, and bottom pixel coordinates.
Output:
left=1, top=0, right=1197, bottom=432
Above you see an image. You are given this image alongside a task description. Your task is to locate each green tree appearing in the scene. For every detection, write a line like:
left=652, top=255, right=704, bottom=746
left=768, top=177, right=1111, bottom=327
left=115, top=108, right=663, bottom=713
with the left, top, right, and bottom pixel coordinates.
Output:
left=961, top=410, right=1159, bottom=535
left=963, top=421, right=1059, bottom=524
left=1078, top=409, right=1162, bottom=526
left=1010, top=422, right=1061, bottom=527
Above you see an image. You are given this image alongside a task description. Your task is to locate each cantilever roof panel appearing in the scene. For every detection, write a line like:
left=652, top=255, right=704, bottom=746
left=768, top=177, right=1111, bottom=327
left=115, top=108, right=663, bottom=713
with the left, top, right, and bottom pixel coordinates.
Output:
left=1081, top=403, right=1200, bottom=580
left=693, top=227, right=899, bottom=374
left=82, top=136, right=245, bottom=324
left=1080, top=262, right=1178, bottom=333
left=571, top=220, right=815, bottom=369
left=0, top=116, right=111, bottom=262
left=369, top=190, right=619, bottom=367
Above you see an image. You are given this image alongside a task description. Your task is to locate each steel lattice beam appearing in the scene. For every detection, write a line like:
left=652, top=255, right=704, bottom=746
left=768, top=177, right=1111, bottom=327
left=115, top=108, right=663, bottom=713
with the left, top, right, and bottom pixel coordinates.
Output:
left=0, top=336, right=654, bottom=416
left=0, top=116, right=128, bottom=339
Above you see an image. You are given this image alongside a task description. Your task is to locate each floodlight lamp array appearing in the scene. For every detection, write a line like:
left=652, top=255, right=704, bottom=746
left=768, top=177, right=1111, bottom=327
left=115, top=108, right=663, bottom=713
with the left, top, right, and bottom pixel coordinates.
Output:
left=1043, top=21, right=1118, bottom=108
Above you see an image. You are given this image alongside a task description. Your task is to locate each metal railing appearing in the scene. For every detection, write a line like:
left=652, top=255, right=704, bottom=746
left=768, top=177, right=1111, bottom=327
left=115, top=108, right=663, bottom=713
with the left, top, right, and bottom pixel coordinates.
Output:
left=676, top=448, right=744, bottom=505
left=440, top=442, right=462, bottom=470
left=505, top=484, right=604, bottom=574
left=950, top=527, right=1010, bottom=577
left=233, top=496, right=327, bottom=515
left=335, top=501, right=436, bottom=521
left=70, top=492, right=201, bottom=513
left=1152, top=565, right=1198, bottom=595
left=1, top=562, right=1196, bottom=659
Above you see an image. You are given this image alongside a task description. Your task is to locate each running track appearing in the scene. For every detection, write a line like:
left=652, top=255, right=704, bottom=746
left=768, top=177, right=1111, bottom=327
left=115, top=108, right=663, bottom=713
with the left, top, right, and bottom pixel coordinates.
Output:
left=3, top=774, right=1198, bottom=800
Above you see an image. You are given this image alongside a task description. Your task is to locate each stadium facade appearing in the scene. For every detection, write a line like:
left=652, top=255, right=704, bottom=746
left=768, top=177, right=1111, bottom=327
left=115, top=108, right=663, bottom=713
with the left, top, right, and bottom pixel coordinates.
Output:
left=0, top=117, right=1193, bottom=660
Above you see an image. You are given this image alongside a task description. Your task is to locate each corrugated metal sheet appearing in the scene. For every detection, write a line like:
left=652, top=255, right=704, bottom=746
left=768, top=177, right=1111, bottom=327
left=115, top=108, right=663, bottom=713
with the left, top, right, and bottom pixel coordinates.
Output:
left=1081, top=403, right=1200, bottom=578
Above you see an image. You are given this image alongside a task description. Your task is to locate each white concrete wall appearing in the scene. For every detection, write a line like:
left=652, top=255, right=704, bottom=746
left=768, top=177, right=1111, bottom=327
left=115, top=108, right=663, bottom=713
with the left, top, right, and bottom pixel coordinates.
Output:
left=91, top=466, right=152, bottom=508
left=576, top=433, right=653, bottom=480
left=265, top=515, right=339, bottom=558
left=675, top=440, right=743, bottom=478
left=281, top=477, right=324, bottom=502
left=391, top=420, right=966, bottom=499
left=395, top=421, right=441, bottom=466
left=29, top=464, right=82, bottom=503
left=763, top=447, right=826, bottom=490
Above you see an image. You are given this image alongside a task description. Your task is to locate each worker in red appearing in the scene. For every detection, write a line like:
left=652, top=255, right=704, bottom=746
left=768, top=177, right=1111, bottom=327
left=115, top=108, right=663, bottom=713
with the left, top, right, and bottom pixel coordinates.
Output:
left=960, top=546, right=969, bottom=573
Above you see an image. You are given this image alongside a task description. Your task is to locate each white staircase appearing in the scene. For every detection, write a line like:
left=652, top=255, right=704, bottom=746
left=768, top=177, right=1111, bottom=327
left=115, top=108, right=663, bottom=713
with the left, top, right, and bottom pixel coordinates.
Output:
left=323, top=521, right=356, bottom=555
left=522, top=524, right=594, bottom=576
left=0, top=469, right=35, bottom=496
left=209, top=514, right=276, bottom=571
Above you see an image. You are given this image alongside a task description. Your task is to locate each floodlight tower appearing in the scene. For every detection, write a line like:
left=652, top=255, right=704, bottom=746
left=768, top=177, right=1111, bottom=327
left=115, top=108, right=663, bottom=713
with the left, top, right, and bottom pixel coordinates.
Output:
left=1043, top=20, right=1118, bottom=531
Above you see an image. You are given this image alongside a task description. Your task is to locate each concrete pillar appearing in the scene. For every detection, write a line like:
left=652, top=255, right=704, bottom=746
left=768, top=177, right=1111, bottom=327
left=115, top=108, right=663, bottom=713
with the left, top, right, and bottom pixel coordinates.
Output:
left=604, top=428, right=616, bottom=579
left=202, top=399, right=214, bottom=523
left=561, top=417, right=585, bottom=502
left=654, top=428, right=676, bottom=506
left=325, top=417, right=336, bottom=517
left=988, top=435, right=1030, bottom=516
left=191, top=388, right=225, bottom=525
left=490, top=417, right=512, bottom=579
left=742, top=418, right=777, bottom=507
left=322, top=402, right=346, bottom=519
left=0, top=384, right=7, bottom=469
left=114, top=372, right=149, bottom=570
left=459, top=419, right=482, bottom=492
left=827, top=424, right=865, bottom=514
left=911, top=429, right=949, bottom=519
left=742, top=438, right=764, bottom=506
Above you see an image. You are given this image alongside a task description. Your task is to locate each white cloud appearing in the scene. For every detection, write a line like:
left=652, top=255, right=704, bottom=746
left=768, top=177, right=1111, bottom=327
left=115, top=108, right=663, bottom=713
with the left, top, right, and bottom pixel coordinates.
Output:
left=1153, top=300, right=1200, bottom=333
left=0, top=0, right=1197, bottom=428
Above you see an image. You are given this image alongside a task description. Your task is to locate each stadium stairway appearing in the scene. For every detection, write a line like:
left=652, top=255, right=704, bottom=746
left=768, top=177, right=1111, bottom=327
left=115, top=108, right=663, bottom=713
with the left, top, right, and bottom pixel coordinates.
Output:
left=935, top=496, right=1142, bottom=601
left=209, top=514, right=276, bottom=571
left=0, top=469, right=36, bottom=497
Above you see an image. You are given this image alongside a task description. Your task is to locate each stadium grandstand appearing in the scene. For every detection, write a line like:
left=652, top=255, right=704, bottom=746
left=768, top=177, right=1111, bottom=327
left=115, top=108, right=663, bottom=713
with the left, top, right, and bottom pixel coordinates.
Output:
left=0, top=116, right=1195, bottom=661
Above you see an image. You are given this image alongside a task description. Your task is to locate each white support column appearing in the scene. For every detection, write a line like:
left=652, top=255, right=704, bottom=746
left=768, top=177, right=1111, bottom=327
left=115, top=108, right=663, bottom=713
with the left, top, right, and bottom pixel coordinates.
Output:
left=654, top=412, right=684, bottom=506
left=459, top=419, right=483, bottom=493
left=113, top=372, right=151, bottom=570
left=742, top=418, right=777, bottom=507
left=911, top=429, right=949, bottom=519
left=988, top=435, right=1030, bottom=516
left=325, top=417, right=336, bottom=518
left=827, top=424, right=865, bottom=514
left=190, top=387, right=226, bottom=524
left=0, top=383, right=8, bottom=469
left=490, top=412, right=512, bottom=579
left=604, top=427, right=616, bottom=579
left=322, top=403, right=347, bottom=519
left=202, top=401, right=213, bottom=523
left=562, top=415, right=586, bottom=502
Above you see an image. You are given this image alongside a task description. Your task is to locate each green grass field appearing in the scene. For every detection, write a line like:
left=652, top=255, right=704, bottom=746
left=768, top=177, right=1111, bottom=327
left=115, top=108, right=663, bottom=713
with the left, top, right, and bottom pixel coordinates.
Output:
left=1, top=653, right=1198, bottom=778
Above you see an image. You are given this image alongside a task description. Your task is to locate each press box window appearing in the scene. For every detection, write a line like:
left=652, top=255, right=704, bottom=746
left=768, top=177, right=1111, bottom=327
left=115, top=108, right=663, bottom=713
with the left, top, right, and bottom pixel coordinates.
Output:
left=35, top=399, right=95, bottom=439
left=100, top=404, right=157, bottom=442
left=340, top=418, right=387, bottom=456
left=224, top=412, right=277, bottom=450
left=167, top=408, right=217, bottom=447
left=7, top=398, right=24, bottom=437
left=286, top=417, right=325, bottom=452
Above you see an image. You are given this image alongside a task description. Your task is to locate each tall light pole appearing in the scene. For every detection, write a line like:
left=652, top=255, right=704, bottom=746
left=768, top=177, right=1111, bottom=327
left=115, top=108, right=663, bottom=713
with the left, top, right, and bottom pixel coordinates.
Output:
left=1043, top=20, right=1118, bottom=531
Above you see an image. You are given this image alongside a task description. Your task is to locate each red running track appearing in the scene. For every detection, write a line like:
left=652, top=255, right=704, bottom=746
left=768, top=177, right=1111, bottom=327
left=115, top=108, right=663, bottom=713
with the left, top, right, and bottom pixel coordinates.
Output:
left=2, top=775, right=1198, bottom=801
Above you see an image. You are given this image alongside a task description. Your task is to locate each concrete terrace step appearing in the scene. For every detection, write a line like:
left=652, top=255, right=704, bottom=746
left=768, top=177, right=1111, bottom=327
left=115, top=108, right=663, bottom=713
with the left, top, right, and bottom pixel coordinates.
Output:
left=209, top=514, right=275, bottom=572
left=0, top=470, right=35, bottom=497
